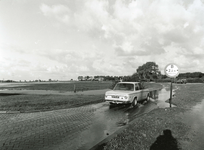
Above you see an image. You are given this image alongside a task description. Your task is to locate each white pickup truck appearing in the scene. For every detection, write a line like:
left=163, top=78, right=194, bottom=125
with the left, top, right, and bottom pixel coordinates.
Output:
left=105, top=82, right=150, bottom=107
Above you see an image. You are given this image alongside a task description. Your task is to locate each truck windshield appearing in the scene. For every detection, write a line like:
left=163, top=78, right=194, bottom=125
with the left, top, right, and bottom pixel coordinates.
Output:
left=114, top=83, right=134, bottom=91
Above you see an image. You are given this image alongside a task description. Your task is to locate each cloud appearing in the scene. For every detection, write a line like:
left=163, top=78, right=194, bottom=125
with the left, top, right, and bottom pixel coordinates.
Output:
left=0, top=42, right=70, bottom=80
left=39, top=0, right=204, bottom=58
left=40, top=3, right=71, bottom=24
left=1, top=0, right=204, bottom=80
left=37, top=0, right=204, bottom=75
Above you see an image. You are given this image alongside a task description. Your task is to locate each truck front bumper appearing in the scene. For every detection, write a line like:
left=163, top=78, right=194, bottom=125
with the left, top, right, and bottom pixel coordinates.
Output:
left=105, top=100, right=131, bottom=104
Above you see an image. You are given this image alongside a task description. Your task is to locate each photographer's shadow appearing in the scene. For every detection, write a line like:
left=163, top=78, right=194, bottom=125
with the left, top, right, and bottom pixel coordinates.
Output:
left=150, top=129, right=180, bottom=150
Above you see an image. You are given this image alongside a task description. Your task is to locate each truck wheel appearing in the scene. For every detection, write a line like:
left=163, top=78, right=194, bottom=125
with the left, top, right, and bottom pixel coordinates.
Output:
left=132, top=98, right=137, bottom=107
left=109, top=102, right=116, bottom=109
left=146, top=94, right=150, bottom=101
left=109, top=102, right=116, bottom=106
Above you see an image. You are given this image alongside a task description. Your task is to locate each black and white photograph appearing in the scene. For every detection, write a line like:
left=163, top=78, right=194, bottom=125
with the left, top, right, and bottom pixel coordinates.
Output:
left=0, top=0, right=204, bottom=150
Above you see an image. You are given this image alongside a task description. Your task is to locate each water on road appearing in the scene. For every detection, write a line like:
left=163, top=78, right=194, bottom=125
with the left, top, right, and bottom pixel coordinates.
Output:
left=0, top=87, right=173, bottom=150
left=77, top=87, right=174, bottom=150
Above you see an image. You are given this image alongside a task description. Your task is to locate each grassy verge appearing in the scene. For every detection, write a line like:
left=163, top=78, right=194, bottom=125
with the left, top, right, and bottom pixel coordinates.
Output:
left=0, top=82, right=161, bottom=112
left=102, top=83, right=204, bottom=150
left=0, top=94, right=105, bottom=112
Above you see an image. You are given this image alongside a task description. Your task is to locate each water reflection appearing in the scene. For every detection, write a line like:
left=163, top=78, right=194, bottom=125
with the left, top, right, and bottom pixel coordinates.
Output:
left=150, top=129, right=180, bottom=150
left=149, top=88, right=176, bottom=108
left=78, top=101, right=158, bottom=150
left=149, top=90, right=159, bottom=99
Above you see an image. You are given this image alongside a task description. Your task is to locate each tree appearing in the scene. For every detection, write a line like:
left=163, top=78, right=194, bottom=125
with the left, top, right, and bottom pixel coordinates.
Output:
left=131, top=73, right=140, bottom=81
left=78, top=76, right=83, bottom=81
left=136, top=62, right=161, bottom=81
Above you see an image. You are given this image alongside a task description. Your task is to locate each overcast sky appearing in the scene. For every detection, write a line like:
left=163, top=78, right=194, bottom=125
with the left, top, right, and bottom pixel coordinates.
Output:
left=0, top=0, right=204, bottom=81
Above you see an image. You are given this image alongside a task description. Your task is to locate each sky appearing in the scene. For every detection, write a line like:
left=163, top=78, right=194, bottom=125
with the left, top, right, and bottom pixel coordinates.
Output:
left=0, top=0, right=204, bottom=81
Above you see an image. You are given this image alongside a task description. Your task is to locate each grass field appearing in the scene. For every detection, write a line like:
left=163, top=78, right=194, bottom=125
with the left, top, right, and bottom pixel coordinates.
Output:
left=0, top=81, right=113, bottom=92
left=0, top=82, right=162, bottom=112
left=102, top=83, right=204, bottom=150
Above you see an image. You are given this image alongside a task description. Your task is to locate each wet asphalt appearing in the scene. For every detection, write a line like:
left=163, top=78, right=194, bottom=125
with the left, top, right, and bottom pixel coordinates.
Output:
left=79, top=87, right=174, bottom=149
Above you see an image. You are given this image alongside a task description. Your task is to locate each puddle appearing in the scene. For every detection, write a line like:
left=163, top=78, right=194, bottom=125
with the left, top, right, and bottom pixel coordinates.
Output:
left=77, top=103, right=129, bottom=149
left=76, top=101, right=159, bottom=150
left=181, top=99, right=204, bottom=150
left=149, top=87, right=176, bottom=108
left=76, top=87, right=177, bottom=149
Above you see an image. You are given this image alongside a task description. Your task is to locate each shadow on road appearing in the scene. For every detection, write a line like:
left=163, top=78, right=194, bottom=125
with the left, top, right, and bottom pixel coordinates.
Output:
left=108, top=103, right=132, bottom=110
left=150, top=129, right=180, bottom=150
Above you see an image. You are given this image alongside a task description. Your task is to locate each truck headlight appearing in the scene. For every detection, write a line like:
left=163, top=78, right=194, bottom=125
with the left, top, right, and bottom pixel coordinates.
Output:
left=120, top=96, right=128, bottom=99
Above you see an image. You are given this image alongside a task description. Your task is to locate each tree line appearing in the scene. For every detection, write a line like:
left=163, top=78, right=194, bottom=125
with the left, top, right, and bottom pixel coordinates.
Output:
left=178, top=72, right=204, bottom=78
left=78, top=62, right=162, bottom=82
left=100, top=62, right=204, bottom=82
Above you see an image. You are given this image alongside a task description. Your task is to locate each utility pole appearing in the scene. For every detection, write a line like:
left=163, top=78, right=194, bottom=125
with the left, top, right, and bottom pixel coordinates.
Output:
left=169, top=78, right=173, bottom=107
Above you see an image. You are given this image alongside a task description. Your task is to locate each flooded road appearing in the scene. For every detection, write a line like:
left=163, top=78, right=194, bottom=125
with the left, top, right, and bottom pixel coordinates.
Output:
left=75, top=87, right=174, bottom=150
left=0, top=86, right=176, bottom=150
left=2, top=83, right=203, bottom=150
left=77, top=102, right=157, bottom=150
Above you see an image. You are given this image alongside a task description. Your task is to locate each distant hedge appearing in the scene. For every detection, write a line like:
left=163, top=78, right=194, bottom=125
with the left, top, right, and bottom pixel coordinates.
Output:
left=186, top=78, right=204, bottom=83
left=156, top=78, right=203, bottom=83
left=156, top=79, right=172, bottom=82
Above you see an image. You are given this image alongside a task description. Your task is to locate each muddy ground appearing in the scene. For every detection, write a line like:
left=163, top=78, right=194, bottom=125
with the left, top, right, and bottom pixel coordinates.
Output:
left=99, top=83, right=204, bottom=150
